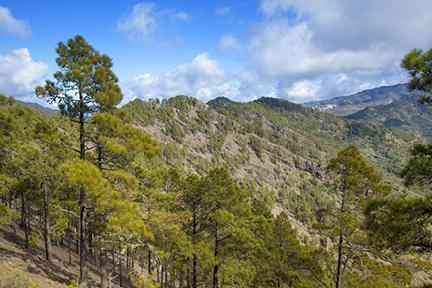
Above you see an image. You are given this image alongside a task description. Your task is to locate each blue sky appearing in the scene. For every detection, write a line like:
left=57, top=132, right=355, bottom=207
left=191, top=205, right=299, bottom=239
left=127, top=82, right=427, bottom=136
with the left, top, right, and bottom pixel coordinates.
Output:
left=1, top=0, right=432, bottom=105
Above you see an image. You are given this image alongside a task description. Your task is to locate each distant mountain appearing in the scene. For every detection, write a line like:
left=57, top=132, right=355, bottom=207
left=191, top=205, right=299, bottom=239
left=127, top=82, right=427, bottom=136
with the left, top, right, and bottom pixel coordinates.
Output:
left=15, top=99, right=57, bottom=116
left=304, top=83, right=432, bottom=138
left=346, top=95, right=432, bottom=138
left=304, top=84, right=420, bottom=116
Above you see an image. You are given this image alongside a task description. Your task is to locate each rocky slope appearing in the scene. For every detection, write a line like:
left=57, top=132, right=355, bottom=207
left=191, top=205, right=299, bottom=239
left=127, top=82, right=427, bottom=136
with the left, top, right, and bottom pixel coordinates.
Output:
left=124, top=95, right=414, bottom=225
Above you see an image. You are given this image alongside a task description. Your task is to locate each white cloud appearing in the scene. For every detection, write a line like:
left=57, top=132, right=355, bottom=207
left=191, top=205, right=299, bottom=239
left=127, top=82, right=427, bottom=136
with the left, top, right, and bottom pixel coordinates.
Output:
left=235, top=70, right=277, bottom=101
left=259, top=0, right=432, bottom=51
left=0, top=48, right=48, bottom=99
left=126, top=53, right=240, bottom=102
left=0, top=6, right=30, bottom=37
left=124, top=1, right=432, bottom=104
left=117, top=2, right=190, bottom=46
left=215, top=6, right=231, bottom=16
left=240, top=0, right=432, bottom=102
left=219, top=35, right=242, bottom=51
left=280, top=80, right=319, bottom=103
left=249, top=21, right=396, bottom=79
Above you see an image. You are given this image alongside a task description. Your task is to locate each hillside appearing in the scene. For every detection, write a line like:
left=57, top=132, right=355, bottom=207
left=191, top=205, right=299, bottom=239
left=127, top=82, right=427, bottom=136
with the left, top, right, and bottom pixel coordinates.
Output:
left=304, top=84, right=416, bottom=116
left=346, top=96, right=432, bottom=138
left=124, top=95, right=413, bottom=224
left=304, top=84, right=417, bottom=116
left=15, top=99, right=57, bottom=116
left=0, top=93, right=427, bottom=288
left=305, top=83, right=432, bottom=138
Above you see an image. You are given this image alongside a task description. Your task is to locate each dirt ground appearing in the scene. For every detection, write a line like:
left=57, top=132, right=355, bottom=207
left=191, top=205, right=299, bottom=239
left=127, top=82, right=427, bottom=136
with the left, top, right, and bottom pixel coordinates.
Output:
left=0, top=225, right=109, bottom=288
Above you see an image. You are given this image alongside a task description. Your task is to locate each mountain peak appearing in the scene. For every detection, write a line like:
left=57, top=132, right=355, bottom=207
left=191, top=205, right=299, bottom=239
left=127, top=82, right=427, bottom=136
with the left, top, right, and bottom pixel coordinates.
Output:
left=207, top=96, right=237, bottom=108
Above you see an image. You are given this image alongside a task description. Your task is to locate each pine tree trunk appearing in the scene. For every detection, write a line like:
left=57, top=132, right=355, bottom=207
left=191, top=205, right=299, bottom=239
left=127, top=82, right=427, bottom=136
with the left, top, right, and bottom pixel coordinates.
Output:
left=26, top=212, right=31, bottom=248
left=89, top=230, right=93, bottom=256
left=119, top=242, right=123, bottom=287
left=164, top=261, right=168, bottom=288
left=79, top=188, right=88, bottom=286
left=68, top=236, right=72, bottom=264
left=335, top=231, right=344, bottom=288
left=212, top=225, right=219, bottom=288
left=147, top=250, right=152, bottom=275
left=100, top=250, right=108, bottom=288
left=187, top=268, right=191, bottom=288
left=335, top=190, right=347, bottom=288
left=126, top=248, right=130, bottom=273
left=179, top=269, right=185, bottom=288
left=160, top=264, right=164, bottom=288
left=43, top=181, right=51, bottom=262
left=20, top=190, right=25, bottom=228
left=78, top=90, right=88, bottom=287
left=21, top=190, right=29, bottom=249
left=192, top=212, right=198, bottom=288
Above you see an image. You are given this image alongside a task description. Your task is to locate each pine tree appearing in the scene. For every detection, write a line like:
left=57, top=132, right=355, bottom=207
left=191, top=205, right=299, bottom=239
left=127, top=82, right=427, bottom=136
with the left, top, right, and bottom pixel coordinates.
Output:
left=317, top=145, right=389, bottom=288
left=35, top=35, right=122, bottom=286
left=366, top=48, right=432, bottom=255
left=365, top=143, right=432, bottom=252
left=401, top=47, right=432, bottom=104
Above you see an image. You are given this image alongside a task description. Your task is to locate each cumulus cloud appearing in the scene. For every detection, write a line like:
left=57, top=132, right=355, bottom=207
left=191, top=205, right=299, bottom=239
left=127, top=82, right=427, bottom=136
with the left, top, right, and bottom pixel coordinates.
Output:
left=0, top=48, right=48, bottom=99
left=279, top=80, right=320, bottom=102
left=219, top=35, right=242, bottom=51
left=126, top=53, right=240, bottom=102
left=0, top=6, right=30, bottom=37
left=124, top=1, right=432, bottom=104
left=249, top=21, right=396, bottom=79
left=259, top=0, right=432, bottom=51
left=243, top=0, right=432, bottom=102
left=117, top=2, right=190, bottom=46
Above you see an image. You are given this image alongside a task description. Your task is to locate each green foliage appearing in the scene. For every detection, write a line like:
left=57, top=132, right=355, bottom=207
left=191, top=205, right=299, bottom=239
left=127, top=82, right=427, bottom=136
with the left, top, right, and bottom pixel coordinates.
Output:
left=132, top=275, right=160, bottom=288
left=2, top=38, right=432, bottom=288
left=0, top=202, right=14, bottom=225
left=401, top=48, right=432, bottom=97
left=248, top=135, right=264, bottom=159
left=317, top=146, right=392, bottom=288
left=365, top=192, right=432, bottom=251
left=35, top=35, right=122, bottom=117
left=401, top=143, right=432, bottom=186
left=366, top=140, right=432, bottom=253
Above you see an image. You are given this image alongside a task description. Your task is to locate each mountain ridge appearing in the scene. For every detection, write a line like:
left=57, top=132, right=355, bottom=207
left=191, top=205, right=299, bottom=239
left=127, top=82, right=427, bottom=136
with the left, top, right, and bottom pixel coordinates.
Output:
left=124, top=95, right=413, bottom=226
left=303, top=83, right=419, bottom=116
left=302, top=83, right=432, bottom=138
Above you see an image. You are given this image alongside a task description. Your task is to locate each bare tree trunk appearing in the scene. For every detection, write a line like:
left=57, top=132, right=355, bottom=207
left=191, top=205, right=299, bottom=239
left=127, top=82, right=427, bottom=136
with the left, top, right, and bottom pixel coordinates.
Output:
left=192, top=212, right=198, bottom=288
left=43, top=181, right=51, bottom=262
left=212, top=225, right=219, bottom=288
left=68, top=236, right=72, bottom=264
left=79, top=187, right=88, bottom=286
left=335, top=191, right=347, bottom=288
left=89, top=230, right=93, bottom=256
left=164, top=261, right=168, bottom=288
left=119, top=242, right=123, bottom=287
left=179, top=269, right=185, bottom=288
left=148, top=250, right=152, bottom=275
left=187, top=268, right=191, bottom=288
left=100, top=250, right=108, bottom=288
left=78, top=88, right=89, bottom=287
left=160, top=263, right=164, bottom=288
left=335, top=231, right=344, bottom=288
left=25, top=210, right=31, bottom=249
left=20, top=189, right=30, bottom=249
